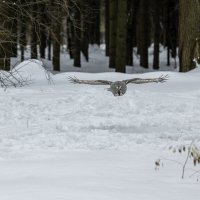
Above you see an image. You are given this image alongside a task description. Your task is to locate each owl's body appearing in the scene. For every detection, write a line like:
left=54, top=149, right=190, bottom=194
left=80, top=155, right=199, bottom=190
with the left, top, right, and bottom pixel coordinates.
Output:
left=69, top=75, right=168, bottom=96
left=109, top=81, right=127, bottom=96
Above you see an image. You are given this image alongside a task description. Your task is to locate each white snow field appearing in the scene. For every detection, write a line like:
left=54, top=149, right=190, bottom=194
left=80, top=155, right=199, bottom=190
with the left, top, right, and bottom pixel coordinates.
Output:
left=0, top=50, right=200, bottom=199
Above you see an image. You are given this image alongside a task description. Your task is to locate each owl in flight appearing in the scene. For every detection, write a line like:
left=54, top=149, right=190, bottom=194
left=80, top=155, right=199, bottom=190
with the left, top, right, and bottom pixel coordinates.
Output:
left=69, top=75, right=168, bottom=96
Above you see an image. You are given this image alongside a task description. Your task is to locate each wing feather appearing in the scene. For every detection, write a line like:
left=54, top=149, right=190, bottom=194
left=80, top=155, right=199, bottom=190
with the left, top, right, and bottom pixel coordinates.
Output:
left=68, top=76, right=112, bottom=85
left=123, top=75, right=169, bottom=85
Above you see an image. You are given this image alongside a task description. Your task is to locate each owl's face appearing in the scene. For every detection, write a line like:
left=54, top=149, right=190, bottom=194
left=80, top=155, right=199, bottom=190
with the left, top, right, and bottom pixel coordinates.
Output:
left=109, top=81, right=127, bottom=96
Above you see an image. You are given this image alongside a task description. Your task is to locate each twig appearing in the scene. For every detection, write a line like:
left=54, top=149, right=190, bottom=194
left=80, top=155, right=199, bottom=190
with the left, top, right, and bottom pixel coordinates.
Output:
left=182, top=139, right=195, bottom=179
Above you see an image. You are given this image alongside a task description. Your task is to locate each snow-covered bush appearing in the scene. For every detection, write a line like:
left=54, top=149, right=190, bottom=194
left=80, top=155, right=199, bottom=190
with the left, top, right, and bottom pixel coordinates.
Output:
left=0, top=68, right=30, bottom=89
left=0, top=59, right=53, bottom=89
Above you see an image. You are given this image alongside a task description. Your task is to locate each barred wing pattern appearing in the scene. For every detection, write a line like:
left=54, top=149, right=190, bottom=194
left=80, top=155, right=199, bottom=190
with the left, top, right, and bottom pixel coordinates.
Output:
left=68, top=76, right=112, bottom=85
left=123, top=75, right=169, bottom=85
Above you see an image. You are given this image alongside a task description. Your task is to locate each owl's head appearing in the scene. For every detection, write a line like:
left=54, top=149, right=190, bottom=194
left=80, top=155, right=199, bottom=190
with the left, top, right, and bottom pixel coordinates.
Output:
left=108, top=81, right=127, bottom=96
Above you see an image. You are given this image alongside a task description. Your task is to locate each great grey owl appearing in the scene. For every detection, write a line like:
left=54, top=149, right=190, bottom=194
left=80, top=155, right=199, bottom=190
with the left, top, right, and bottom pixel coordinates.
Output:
left=69, top=75, right=168, bottom=96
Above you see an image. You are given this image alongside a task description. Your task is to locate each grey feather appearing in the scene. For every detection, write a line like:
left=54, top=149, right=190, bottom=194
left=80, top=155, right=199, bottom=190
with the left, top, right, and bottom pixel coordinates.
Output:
left=68, top=76, right=112, bottom=85
left=123, top=75, right=169, bottom=84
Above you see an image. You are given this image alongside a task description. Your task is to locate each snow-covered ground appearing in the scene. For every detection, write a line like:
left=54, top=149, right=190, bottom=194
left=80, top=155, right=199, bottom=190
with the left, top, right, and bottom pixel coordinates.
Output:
left=0, top=46, right=200, bottom=199
left=1, top=150, right=199, bottom=200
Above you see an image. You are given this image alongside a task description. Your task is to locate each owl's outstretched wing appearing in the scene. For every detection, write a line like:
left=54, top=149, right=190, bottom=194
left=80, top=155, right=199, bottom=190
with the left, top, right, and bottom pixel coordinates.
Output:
left=123, top=75, right=169, bottom=85
left=68, top=76, right=112, bottom=85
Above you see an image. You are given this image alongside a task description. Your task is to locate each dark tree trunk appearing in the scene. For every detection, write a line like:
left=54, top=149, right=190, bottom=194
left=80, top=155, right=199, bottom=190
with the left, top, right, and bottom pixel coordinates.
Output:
left=73, top=4, right=81, bottom=67
left=11, top=18, right=18, bottom=57
left=94, top=0, right=100, bottom=45
left=105, top=0, right=110, bottom=56
left=0, top=1, right=13, bottom=70
left=31, top=24, right=38, bottom=59
left=81, top=25, right=89, bottom=62
left=48, top=33, right=51, bottom=60
left=46, top=1, right=52, bottom=61
left=52, top=0, right=61, bottom=71
left=132, top=0, right=139, bottom=50
left=40, top=31, right=46, bottom=59
left=89, top=0, right=100, bottom=45
left=169, top=0, right=178, bottom=60
left=126, top=0, right=135, bottom=66
left=18, top=0, right=26, bottom=61
left=109, top=0, right=117, bottom=68
left=165, top=1, right=170, bottom=66
left=20, top=20, right=26, bottom=62
left=39, top=3, right=47, bottom=59
left=139, top=0, right=149, bottom=68
left=53, top=23, right=61, bottom=71
left=10, top=1, right=18, bottom=57
left=115, top=0, right=127, bottom=73
left=81, top=3, right=89, bottom=62
left=167, top=46, right=170, bottom=66
left=162, top=0, right=178, bottom=66
left=31, top=1, right=38, bottom=59
left=66, top=16, right=74, bottom=59
left=153, top=0, right=160, bottom=69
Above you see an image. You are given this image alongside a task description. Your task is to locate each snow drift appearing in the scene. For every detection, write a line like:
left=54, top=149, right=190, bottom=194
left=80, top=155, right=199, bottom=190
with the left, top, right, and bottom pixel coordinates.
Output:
left=0, top=59, right=199, bottom=156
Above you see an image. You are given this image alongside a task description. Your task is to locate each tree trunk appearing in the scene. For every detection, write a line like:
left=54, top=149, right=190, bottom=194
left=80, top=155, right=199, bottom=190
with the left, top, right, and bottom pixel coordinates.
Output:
left=66, top=15, right=74, bottom=59
left=52, top=0, right=61, bottom=71
left=11, top=12, right=18, bottom=58
left=48, top=33, right=51, bottom=60
left=20, top=19, right=26, bottom=61
left=153, top=0, right=160, bottom=69
left=179, top=0, right=200, bottom=72
left=39, top=30, right=46, bottom=59
left=163, top=0, right=170, bottom=66
left=39, top=3, right=47, bottom=59
left=105, top=0, right=110, bottom=56
left=31, top=1, right=38, bottom=59
left=94, top=0, right=100, bottom=45
left=109, top=0, right=117, bottom=68
left=89, top=0, right=100, bottom=45
left=73, top=4, right=81, bottom=67
left=0, top=1, right=12, bottom=70
left=81, top=28, right=89, bottom=62
left=126, top=0, right=135, bottom=66
left=139, top=0, right=149, bottom=68
left=53, top=23, right=61, bottom=71
left=81, top=6, right=89, bottom=62
left=170, top=0, right=178, bottom=59
left=167, top=46, right=170, bottom=66
left=115, top=0, right=127, bottom=73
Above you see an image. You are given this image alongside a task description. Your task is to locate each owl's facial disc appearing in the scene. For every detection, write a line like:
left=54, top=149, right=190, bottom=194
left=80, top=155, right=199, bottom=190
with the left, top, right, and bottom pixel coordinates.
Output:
left=110, top=82, right=127, bottom=96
